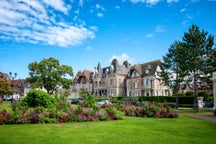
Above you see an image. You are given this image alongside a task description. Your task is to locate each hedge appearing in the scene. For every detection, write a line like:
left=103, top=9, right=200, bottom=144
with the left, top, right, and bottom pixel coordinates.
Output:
left=111, top=96, right=194, bottom=105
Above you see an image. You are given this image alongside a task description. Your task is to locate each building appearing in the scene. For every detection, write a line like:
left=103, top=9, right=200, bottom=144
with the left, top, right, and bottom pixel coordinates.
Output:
left=73, top=69, right=94, bottom=96
left=93, top=59, right=131, bottom=98
left=0, top=71, right=30, bottom=99
left=126, top=60, right=172, bottom=97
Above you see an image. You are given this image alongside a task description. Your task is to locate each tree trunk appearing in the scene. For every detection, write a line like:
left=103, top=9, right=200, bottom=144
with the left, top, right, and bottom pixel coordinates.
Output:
left=194, top=71, right=199, bottom=112
left=175, top=73, right=179, bottom=109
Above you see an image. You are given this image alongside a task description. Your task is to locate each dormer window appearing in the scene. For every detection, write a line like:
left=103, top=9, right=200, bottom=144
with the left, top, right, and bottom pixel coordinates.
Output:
left=145, top=69, right=149, bottom=74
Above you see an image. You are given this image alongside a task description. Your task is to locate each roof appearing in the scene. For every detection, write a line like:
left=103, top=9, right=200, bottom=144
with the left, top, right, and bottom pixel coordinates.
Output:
left=75, top=69, right=93, bottom=83
left=129, top=60, right=161, bottom=77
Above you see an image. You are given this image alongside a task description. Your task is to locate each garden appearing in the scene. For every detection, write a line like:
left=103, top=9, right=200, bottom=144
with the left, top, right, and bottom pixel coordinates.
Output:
left=0, top=89, right=216, bottom=144
left=0, top=89, right=179, bottom=125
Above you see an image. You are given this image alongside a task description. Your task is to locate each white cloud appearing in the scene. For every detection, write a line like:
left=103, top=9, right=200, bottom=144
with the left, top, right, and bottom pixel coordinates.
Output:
left=108, top=53, right=135, bottom=65
left=0, top=0, right=95, bottom=47
left=129, top=0, right=160, bottom=5
left=167, top=0, right=179, bottom=4
left=97, top=13, right=104, bottom=18
left=115, top=5, right=121, bottom=9
left=146, top=0, right=160, bottom=5
left=146, top=33, right=154, bottom=38
left=180, top=8, right=187, bottom=12
left=86, top=46, right=93, bottom=51
left=155, top=25, right=166, bottom=32
left=79, top=0, right=83, bottom=6
left=96, top=4, right=101, bottom=9
left=128, top=0, right=180, bottom=5
left=186, top=14, right=193, bottom=19
left=43, top=0, right=71, bottom=14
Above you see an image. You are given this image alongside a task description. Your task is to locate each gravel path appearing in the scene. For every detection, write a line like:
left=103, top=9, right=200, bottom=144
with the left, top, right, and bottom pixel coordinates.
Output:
left=184, top=114, right=216, bottom=122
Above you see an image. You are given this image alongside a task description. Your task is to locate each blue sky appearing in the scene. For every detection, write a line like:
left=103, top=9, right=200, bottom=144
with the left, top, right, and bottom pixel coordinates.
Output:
left=0, top=0, right=216, bottom=79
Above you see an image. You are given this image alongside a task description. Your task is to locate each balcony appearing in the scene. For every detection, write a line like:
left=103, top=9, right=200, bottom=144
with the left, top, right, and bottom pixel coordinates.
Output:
left=142, top=85, right=152, bottom=90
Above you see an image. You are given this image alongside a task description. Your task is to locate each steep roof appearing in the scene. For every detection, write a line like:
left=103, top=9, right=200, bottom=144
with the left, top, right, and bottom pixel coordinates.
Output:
left=75, top=70, right=93, bottom=83
left=142, top=60, right=161, bottom=77
left=129, top=60, right=161, bottom=77
left=0, top=72, right=10, bottom=81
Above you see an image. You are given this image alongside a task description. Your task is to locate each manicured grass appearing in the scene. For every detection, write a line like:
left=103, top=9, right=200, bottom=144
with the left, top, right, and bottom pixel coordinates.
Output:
left=0, top=115, right=215, bottom=144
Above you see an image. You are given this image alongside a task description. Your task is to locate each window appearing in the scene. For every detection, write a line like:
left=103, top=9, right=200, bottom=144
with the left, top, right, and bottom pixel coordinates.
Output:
left=127, top=81, right=131, bottom=87
left=146, top=79, right=149, bottom=86
left=145, top=69, right=149, bottom=74
left=134, top=81, right=138, bottom=88
left=133, top=91, right=139, bottom=96
left=119, top=79, right=122, bottom=87
left=110, top=79, right=113, bottom=86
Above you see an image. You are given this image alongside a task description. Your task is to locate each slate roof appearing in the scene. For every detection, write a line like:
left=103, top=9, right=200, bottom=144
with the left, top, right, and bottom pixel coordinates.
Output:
left=75, top=70, right=93, bottom=83
left=129, top=60, right=161, bottom=77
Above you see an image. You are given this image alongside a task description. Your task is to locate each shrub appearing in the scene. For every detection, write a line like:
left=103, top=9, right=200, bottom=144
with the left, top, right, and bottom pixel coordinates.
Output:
left=213, top=109, right=216, bottom=116
left=22, top=89, right=56, bottom=110
left=85, top=95, right=96, bottom=108
left=185, top=91, right=194, bottom=97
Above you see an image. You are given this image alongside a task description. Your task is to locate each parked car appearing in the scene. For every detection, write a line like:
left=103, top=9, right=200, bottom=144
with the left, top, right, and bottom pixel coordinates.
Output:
left=166, top=102, right=177, bottom=108
left=96, top=100, right=111, bottom=106
left=71, top=99, right=82, bottom=104
left=204, top=101, right=214, bottom=108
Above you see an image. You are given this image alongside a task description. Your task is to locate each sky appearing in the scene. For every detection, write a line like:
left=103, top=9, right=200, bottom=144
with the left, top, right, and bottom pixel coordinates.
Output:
left=0, top=0, right=216, bottom=79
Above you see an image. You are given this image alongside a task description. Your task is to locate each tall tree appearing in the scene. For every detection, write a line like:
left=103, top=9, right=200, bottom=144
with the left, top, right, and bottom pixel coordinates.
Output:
left=0, top=80, right=12, bottom=97
left=161, top=41, right=187, bottom=108
left=26, top=57, right=73, bottom=95
left=181, top=24, right=215, bottom=111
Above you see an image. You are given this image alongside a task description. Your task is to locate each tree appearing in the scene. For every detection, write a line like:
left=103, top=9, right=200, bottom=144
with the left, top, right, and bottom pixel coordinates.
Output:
left=79, top=88, right=91, bottom=99
left=0, top=80, right=12, bottom=97
left=22, top=89, right=56, bottom=109
left=26, top=57, right=73, bottom=95
left=161, top=24, right=215, bottom=111
left=161, top=41, right=188, bottom=108
left=181, top=24, right=215, bottom=111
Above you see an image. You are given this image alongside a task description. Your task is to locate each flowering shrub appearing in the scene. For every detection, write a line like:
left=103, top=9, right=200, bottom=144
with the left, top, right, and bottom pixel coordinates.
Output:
left=121, top=102, right=178, bottom=118
left=0, top=103, right=122, bottom=125
left=0, top=110, right=11, bottom=124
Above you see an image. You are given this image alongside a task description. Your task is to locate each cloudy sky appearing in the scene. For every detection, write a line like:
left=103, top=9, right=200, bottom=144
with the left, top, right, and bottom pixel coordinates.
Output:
left=0, top=0, right=215, bottom=79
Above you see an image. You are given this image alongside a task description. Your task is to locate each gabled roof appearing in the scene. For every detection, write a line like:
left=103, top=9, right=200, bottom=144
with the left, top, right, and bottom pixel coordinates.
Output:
left=0, top=72, right=10, bottom=81
left=142, top=60, right=161, bottom=77
left=75, top=70, right=93, bottom=83
left=128, top=60, right=161, bottom=78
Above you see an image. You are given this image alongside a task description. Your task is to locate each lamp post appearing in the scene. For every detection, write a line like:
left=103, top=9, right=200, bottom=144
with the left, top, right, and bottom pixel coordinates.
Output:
left=9, top=72, right=17, bottom=104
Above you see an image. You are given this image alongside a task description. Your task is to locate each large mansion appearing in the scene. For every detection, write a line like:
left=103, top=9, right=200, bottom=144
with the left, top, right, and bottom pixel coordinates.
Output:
left=73, top=59, right=172, bottom=98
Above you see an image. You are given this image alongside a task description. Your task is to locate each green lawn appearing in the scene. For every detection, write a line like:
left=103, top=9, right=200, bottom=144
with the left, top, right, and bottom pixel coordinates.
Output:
left=1, top=101, right=215, bottom=144
left=0, top=115, right=215, bottom=144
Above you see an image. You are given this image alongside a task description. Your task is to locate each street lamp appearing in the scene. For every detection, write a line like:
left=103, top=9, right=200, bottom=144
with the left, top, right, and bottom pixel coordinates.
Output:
left=9, top=72, right=17, bottom=104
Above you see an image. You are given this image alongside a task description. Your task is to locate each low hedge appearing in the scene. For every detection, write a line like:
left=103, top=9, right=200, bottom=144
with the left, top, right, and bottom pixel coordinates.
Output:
left=112, top=96, right=194, bottom=105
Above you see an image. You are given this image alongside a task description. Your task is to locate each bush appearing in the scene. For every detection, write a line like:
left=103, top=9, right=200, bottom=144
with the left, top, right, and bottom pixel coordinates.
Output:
left=213, top=109, right=216, bottom=116
left=22, top=89, right=56, bottom=110
left=185, top=91, right=194, bottom=97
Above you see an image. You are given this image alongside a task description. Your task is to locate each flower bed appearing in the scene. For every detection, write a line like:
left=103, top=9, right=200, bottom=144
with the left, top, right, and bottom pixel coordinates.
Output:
left=119, top=102, right=178, bottom=118
left=0, top=103, right=121, bottom=125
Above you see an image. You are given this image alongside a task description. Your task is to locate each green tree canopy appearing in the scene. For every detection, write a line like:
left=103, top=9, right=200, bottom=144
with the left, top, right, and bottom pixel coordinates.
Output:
left=26, top=57, right=73, bottom=95
left=161, top=41, right=188, bottom=108
left=161, top=24, right=215, bottom=111
left=182, top=24, right=215, bottom=111
left=0, top=80, right=12, bottom=97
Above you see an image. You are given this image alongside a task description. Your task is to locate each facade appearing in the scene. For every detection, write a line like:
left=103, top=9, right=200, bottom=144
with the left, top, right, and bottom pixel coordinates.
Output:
left=93, top=59, right=130, bottom=98
left=73, top=70, right=94, bottom=96
left=0, top=71, right=30, bottom=99
left=126, top=60, right=172, bottom=97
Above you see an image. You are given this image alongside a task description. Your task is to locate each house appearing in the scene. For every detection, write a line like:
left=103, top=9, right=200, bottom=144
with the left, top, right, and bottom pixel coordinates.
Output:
left=126, top=60, right=172, bottom=97
left=0, top=71, right=29, bottom=99
left=73, top=69, right=94, bottom=96
left=93, top=59, right=131, bottom=98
